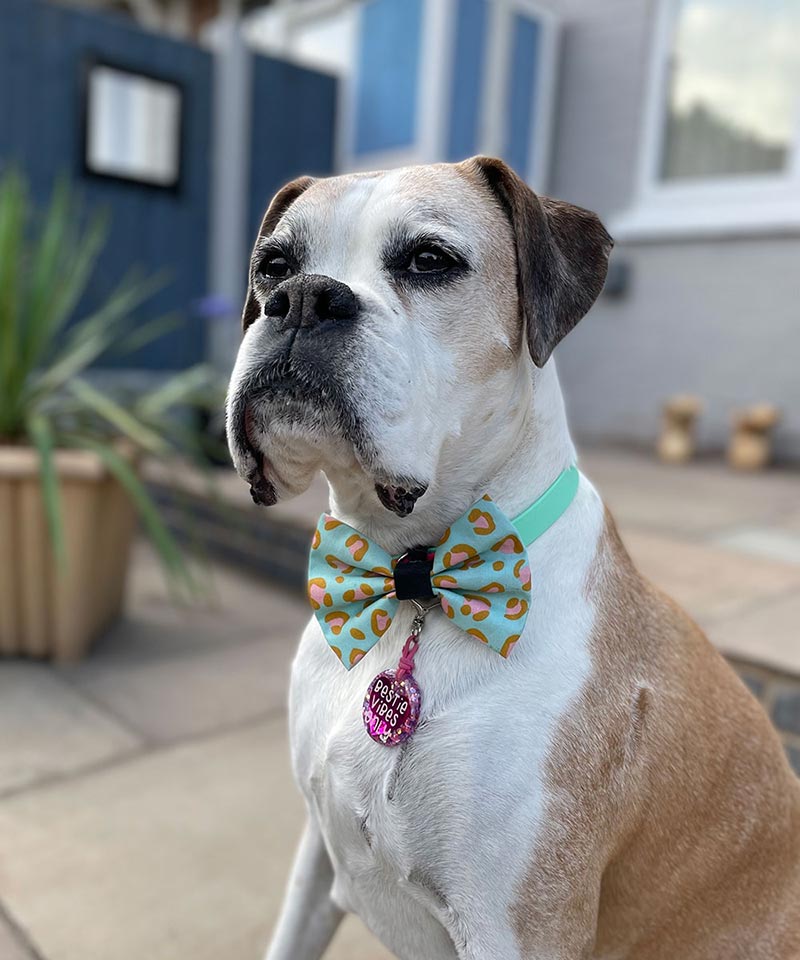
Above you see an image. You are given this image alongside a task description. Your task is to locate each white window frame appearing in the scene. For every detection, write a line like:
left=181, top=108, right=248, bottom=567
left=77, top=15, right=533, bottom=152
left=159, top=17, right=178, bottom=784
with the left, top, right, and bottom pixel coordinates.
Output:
left=612, top=0, right=800, bottom=241
left=337, top=0, right=560, bottom=190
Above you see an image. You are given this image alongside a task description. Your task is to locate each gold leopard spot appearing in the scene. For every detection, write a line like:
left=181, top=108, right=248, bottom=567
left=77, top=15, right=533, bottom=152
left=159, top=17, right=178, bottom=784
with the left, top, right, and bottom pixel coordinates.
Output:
left=493, top=560, right=504, bottom=571
left=491, top=534, right=524, bottom=555
left=500, top=634, right=520, bottom=658
left=442, top=543, right=478, bottom=568
left=432, top=574, right=458, bottom=590
left=467, top=507, right=496, bottom=536
left=323, top=517, right=343, bottom=531
left=459, top=594, right=491, bottom=622
left=326, top=555, right=354, bottom=573
left=466, top=628, right=489, bottom=644
left=330, top=645, right=342, bottom=661
left=308, top=577, right=331, bottom=610
left=370, top=608, right=391, bottom=637
left=324, top=611, right=350, bottom=635
left=345, top=534, right=369, bottom=562
left=343, top=583, right=375, bottom=603
left=350, top=627, right=366, bottom=641
left=504, top=598, right=529, bottom=621
left=311, top=529, right=321, bottom=549
left=479, top=581, right=505, bottom=594
left=350, top=648, right=366, bottom=666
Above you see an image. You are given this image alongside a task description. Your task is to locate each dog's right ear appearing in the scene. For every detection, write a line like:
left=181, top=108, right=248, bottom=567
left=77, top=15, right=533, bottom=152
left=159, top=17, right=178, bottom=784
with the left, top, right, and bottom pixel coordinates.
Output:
left=462, top=157, right=613, bottom=367
left=241, top=176, right=315, bottom=332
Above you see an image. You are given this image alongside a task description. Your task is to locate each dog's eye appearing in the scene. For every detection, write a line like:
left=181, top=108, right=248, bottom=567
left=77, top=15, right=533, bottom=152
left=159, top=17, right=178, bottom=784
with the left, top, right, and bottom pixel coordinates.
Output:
left=408, top=245, right=454, bottom=274
left=258, top=254, right=292, bottom=279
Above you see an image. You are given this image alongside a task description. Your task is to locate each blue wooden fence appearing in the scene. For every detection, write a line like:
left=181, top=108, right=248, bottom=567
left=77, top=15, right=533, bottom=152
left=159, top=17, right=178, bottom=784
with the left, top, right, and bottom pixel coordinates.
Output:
left=248, top=57, right=337, bottom=244
left=0, top=0, right=338, bottom=370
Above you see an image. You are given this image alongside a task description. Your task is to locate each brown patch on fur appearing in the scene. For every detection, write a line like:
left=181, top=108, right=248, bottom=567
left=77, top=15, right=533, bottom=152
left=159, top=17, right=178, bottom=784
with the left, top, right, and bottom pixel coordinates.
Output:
left=512, top=510, right=800, bottom=958
left=461, top=156, right=613, bottom=368
left=241, top=176, right=315, bottom=331
left=456, top=160, right=524, bottom=363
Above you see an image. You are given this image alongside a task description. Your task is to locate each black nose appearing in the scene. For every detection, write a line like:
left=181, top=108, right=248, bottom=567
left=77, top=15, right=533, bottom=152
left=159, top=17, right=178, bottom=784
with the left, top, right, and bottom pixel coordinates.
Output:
left=264, top=274, right=358, bottom=330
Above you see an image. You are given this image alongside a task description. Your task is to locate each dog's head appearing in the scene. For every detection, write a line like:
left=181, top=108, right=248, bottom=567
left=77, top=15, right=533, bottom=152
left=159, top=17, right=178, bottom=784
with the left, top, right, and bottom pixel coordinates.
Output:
left=227, top=157, right=612, bottom=517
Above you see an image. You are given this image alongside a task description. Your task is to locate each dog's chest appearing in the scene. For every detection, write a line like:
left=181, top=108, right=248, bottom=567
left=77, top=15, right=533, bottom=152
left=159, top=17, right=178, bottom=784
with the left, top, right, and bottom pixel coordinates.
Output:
left=288, top=595, right=595, bottom=938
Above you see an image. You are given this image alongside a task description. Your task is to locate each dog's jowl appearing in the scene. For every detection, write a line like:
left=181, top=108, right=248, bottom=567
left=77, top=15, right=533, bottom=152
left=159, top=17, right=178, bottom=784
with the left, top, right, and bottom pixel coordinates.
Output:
left=227, top=158, right=800, bottom=960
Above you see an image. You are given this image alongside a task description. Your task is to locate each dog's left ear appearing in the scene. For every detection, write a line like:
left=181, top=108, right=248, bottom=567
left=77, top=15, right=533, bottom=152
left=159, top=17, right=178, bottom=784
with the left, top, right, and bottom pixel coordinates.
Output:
left=464, top=156, right=613, bottom=367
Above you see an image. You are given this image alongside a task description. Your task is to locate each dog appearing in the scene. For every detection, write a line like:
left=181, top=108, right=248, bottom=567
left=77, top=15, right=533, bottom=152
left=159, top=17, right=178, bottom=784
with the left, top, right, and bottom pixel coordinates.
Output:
left=227, top=157, right=800, bottom=960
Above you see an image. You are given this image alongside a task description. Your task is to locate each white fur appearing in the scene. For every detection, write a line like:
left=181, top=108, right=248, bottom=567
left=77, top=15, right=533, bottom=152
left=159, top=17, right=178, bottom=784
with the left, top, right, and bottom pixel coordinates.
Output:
left=226, top=166, right=607, bottom=960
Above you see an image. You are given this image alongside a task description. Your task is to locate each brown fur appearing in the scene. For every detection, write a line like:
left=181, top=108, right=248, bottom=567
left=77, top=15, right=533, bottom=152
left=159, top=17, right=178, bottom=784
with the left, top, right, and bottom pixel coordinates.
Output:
left=461, top=156, right=613, bottom=368
left=512, top=511, right=800, bottom=958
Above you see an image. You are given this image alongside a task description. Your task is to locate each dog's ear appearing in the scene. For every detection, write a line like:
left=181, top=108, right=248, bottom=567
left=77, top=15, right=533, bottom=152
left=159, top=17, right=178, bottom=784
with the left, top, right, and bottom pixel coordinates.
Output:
left=242, top=176, right=316, bottom=332
left=464, top=156, right=613, bottom=367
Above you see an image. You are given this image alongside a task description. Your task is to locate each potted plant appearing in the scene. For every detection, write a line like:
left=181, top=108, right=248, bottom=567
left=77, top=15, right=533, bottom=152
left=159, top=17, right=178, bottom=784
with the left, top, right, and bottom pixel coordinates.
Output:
left=0, top=170, right=219, bottom=660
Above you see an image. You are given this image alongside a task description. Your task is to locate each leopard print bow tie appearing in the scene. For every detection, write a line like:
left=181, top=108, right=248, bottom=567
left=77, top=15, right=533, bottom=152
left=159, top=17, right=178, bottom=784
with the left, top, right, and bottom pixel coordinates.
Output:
left=307, top=495, right=532, bottom=669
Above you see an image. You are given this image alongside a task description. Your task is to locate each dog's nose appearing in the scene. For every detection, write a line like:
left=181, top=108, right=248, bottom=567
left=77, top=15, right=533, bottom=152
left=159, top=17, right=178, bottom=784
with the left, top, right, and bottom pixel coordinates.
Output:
left=264, top=274, right=358, bottom=330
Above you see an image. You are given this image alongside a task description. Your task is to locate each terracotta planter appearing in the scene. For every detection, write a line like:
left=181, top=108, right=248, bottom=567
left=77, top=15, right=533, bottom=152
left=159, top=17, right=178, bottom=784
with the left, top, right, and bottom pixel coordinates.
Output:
left=0, top=446, right=137, bottom=661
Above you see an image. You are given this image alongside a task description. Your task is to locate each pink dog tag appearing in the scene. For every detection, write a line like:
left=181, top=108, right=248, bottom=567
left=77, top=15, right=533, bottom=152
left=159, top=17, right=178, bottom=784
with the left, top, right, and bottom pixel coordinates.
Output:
left=363, top=669, right=421, bottom=746
left=363, top=631, right=422, bottom=746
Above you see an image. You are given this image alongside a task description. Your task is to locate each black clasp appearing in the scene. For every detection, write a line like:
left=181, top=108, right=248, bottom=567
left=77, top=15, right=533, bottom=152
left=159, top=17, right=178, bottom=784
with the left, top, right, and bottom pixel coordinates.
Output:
left=394, top=547, right=435, bottom=601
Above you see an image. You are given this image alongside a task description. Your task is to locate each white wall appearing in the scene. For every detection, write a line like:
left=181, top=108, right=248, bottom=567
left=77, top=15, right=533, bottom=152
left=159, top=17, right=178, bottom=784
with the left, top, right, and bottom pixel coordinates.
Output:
left=547, top=0, right=800, bottom=460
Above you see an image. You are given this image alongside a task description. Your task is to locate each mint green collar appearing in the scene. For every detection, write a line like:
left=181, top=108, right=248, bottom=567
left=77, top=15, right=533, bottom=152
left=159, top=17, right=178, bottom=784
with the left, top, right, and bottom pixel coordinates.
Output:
left=511, top=465, right=580, bottom=545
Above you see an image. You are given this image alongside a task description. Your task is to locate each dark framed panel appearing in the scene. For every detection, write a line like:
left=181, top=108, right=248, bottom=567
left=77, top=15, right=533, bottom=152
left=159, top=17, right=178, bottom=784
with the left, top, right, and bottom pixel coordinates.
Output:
left=81, top=57, right=185, bottom=192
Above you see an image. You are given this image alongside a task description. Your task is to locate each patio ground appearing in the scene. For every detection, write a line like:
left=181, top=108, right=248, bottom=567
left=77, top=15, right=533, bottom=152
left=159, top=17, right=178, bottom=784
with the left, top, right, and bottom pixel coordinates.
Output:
left=1, top=449, right=799, bottom=960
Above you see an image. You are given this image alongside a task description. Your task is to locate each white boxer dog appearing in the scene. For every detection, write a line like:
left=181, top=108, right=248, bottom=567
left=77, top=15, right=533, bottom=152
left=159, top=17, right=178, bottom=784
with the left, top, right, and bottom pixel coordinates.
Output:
left=227, top=157, right=800, bottom=960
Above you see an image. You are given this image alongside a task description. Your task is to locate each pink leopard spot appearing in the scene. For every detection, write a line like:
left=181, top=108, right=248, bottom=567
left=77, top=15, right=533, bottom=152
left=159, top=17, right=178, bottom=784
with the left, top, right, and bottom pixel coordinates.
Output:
left=309, top=582, right=326, bottom=604
left=346, top=535, right=369, bottom=562
left=505, top=598, right=529, bottom=621
left=343, top=583, right=375, bottom=603
left=500, top=634, right=520, bottom=657
left=460, top=596, right=491, bottom=621
left=324, top=611, right=349, bottom=636
left=371, top=609, right=391, bottom=637
left=308, top=578, right=331, bottom=610
left=433, top=574, right=458, bottom=589
left=468, top=507, right=496, bottom=536
left=493, top=535, right=523, bottom=555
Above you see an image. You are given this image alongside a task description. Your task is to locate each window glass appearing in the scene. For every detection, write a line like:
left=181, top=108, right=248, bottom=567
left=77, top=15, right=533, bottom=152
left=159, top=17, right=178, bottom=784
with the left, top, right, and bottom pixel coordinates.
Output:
left=86, top=66, right=181, bottom=188
left=661, top=0, right=800, bottom=180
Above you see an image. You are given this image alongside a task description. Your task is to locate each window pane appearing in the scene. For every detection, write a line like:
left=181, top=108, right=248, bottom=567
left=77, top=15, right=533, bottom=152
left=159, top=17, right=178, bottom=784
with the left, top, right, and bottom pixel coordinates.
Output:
left=661, top=0, right=800, bottom=180
left=86, top=66, right=181, bottom=188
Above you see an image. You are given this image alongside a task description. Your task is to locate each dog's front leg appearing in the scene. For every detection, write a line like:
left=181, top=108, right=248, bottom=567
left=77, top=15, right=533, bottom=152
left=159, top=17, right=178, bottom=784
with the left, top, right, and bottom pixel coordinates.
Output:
left=265, top=819, right=343, bottom=960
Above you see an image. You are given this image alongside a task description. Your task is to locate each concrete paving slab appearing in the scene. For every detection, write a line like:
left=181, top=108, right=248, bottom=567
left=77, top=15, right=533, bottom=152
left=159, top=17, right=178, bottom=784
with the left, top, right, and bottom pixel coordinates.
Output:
left=706, top=590, right=800, bottom=675
left=0, top=718, right=393, bottom=960
left=583, top=449, right=800, bottom=538
left=711, top=526, right=800, bottom=565
left=621, top=528, right=800, bottom=623
left=0, top=913, right=36, bottom=960
left=56, top=544, right=311, bottom=744
left=0, top=663, right=139, bottom=796
left=59, top=635, right=300, bottom=745
left=777, top=508, right=800, bottom=536
left=123, top=543, right=308, bottom=654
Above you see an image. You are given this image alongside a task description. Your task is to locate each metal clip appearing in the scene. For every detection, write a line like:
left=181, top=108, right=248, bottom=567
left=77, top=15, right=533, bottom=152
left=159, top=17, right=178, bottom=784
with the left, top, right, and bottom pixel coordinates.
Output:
left=408, top=597, right=439, bottom=637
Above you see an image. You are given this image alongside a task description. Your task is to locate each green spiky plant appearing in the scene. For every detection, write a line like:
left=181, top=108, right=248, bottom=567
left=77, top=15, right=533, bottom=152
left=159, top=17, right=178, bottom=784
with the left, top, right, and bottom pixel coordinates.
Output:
left=0, top=168, right=222, bottom=592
